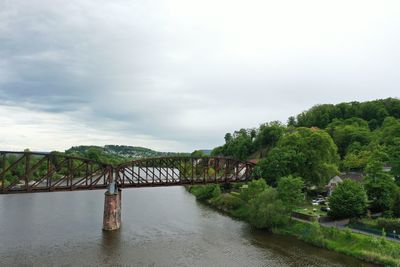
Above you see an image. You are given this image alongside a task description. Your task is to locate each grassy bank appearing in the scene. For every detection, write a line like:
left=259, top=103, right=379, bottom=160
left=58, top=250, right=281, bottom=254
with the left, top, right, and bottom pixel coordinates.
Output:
left=276, top=220, right=400, bottom=266
left=188, top=186, right=400, bottom=266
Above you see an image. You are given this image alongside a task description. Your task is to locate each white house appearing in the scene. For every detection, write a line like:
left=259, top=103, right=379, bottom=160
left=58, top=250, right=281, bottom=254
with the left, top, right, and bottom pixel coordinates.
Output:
left=327, top=175, right=343, bottom=196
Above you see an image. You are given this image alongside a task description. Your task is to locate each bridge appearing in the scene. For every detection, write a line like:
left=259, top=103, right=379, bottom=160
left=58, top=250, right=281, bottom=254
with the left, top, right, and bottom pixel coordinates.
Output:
left=0, top=151, right=255, bottom=230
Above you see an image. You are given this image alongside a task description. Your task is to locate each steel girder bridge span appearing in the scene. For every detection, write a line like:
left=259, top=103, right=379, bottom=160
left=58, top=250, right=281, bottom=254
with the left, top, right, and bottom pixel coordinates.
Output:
left=0, top=151, right=255, bottom=230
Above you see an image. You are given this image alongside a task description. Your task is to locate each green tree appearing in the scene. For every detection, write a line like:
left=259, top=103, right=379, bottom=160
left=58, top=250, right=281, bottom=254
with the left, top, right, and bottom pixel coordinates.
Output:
left=392, top=188, right=400, bottom=217
left=326, top=118, right=371, bottom=158
left=191, top=150, right=206, bottom=157
left=258, top=128, right=339, bottom=186
left=253, top=121, right=286, bottom=151
left=364, top=149, right=397, bottom=212
left=240, top=178, right=267, bottom=202
left=328, top=180, right=368, bottom=219
left=277, top=175, right=304, bottom=209
left=189, top=184, right=221, bottom=200
left=248, top=187, right=289, bottom=229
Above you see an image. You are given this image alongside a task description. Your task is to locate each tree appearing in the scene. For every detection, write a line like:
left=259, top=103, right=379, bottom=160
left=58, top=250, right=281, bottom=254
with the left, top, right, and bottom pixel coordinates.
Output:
left=253, top=121, right=286, bottom=151
left=392, top=188, right=400, bottom=217
left=326, top=118, right=371, bottom=158
left=328, top=180, right=368, bottom=219
left=277, top=175, right=304, bottom=209
left=364, top=149, right=397, bottom=212
left=287, top=116, right=296, bottom=127
left=240, top=178, right=267, bottom=202
left=191, top=150, right=206, bottom=157
left=248, top=187, right=289, bottom=229
left=258, top=127, right=339, bottom=186
left=224, top=133, right=233, bottom=143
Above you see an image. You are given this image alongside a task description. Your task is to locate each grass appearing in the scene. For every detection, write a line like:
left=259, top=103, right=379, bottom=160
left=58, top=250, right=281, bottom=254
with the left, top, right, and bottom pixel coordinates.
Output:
left=293, top=203, right=328, bottom=217
left=276, top=220, right=400, bottom=266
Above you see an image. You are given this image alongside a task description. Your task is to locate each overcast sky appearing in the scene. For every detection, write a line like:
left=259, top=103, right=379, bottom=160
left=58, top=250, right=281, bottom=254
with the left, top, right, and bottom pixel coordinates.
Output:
left=0, top=0, right=399, bottom=152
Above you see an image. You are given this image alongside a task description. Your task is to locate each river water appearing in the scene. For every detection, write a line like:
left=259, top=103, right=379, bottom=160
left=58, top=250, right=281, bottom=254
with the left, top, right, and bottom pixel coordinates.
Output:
left=0, top=187, right=376, bottom=266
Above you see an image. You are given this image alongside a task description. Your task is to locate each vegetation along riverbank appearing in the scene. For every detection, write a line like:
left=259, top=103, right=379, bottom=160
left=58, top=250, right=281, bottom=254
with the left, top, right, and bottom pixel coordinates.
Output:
left=188, top=98, right=400, bottom=266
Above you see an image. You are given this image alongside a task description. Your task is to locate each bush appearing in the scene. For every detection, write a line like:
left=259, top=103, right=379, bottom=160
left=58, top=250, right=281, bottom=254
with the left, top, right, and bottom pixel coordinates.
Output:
left=248, top=187, right=289, bottom=229
left=239, top=178, right=267, bottom=202
left=376, top=217, right=400, bottom=233
left=328, top=179, right=368, bottom=219
left=392, top=189, right=400, bottom=217
left=209, top=193, right=246, bottom=211
left=189, top=184, right=221, bottom=200
left=300, top=221, right=325, bottom=247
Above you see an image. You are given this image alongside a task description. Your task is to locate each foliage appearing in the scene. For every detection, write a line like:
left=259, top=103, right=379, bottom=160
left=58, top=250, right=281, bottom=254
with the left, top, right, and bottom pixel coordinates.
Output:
left=294, top=98, right=400, bottom=129
left=239, top=178, right=267, bottom=202
left=209, top=193, right=248, bottom=219
left=341, top=149, right=371, bottom=171
left=277, top=175, right=304, bottom=209
left=328, top=180, right=368, bottom=219
left=326, top=118, right=372, bottom=158
left=392, top=189, right=400, bottom=217
left=257, top=128, right=339, bottom=186
left=376, top=218, right=400, bottom=233
left=277, top=220, right=400, bottom=266
left=211, top=128, right=255, bottom=160
left=191, top=150, right=207, bottom=157
left=188, top=184, right=221, bottom=201
left=248, top=187, right=289, bottom=229
left=66, top=145, right=186, bottom=160
left=253, top=121, right=286, bottom=151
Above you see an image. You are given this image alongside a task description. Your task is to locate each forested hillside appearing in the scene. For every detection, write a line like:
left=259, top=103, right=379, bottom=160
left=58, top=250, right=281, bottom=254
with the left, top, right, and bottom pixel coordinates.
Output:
left=65, top=145, right=188, bottom=165
left=212, top=98, right=400, bottom=189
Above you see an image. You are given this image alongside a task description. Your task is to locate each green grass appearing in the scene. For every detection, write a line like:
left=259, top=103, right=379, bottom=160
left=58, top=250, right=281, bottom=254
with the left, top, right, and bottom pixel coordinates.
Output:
left=293, top=203, right=328, bottom=217
left=276, top=220, right=400, bottom=266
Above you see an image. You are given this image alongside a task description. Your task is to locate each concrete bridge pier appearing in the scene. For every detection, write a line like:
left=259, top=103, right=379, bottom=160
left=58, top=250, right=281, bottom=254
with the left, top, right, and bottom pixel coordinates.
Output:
left=103, top=177, right=122, bottom=231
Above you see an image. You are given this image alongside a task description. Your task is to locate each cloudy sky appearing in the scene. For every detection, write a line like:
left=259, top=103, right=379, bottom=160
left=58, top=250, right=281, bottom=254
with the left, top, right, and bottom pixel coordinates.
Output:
left=0, top=0, right=399, bottom=152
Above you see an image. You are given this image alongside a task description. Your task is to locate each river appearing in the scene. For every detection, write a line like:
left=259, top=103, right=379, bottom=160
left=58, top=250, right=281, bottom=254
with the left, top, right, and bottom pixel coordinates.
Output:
left=0, top=187, right=376, bottom=266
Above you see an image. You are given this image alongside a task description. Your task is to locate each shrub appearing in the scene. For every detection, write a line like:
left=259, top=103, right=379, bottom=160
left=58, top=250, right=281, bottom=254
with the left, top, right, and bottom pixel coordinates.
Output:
left=328, top=179, right=368, bottom=219
left=376, top=217, right=400, bottom=233
left=189, top=184, right=221, bottom=200
left=240, top=178, right=267, bottom=202
left=209, top=193, right=245, bottom=211
left=248, top=187, right=289, bottom=229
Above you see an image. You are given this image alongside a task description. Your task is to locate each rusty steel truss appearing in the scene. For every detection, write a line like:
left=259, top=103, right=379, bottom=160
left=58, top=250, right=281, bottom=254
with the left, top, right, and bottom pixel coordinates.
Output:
left=0, top=151, right=255, bottom=194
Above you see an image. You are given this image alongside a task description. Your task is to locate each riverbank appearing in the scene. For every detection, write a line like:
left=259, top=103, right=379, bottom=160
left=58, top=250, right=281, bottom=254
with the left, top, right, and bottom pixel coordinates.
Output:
left=188, top=187, right=400, bottom=267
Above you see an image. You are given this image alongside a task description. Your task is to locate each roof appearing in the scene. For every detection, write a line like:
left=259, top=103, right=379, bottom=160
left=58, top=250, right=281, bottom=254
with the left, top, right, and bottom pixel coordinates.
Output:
left=341, top=172, right=364, bottom=182
left=328, top=175, right=343, bottom=185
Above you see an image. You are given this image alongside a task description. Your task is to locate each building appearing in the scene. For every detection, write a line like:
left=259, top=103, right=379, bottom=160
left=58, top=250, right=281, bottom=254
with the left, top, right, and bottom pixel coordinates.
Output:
left=327, top=175, right=343, bottom=196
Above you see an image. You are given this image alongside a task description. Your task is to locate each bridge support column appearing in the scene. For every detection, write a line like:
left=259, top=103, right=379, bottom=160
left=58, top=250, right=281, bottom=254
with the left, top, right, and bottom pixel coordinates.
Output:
left=102, top=189, right=121, bottom=231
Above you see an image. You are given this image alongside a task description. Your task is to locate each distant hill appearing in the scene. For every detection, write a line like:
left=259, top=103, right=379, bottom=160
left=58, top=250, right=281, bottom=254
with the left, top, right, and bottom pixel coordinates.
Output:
left=66, top=145, right=187, bottom=159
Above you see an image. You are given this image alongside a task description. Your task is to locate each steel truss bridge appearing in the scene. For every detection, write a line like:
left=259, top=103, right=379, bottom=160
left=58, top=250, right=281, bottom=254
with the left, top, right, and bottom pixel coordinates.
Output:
left=0, top=151, right=255, bottom=194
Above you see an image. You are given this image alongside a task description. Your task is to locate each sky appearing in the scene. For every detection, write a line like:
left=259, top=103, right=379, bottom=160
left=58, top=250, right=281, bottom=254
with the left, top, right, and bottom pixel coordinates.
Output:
left=0, top=0, right=399, bottom=152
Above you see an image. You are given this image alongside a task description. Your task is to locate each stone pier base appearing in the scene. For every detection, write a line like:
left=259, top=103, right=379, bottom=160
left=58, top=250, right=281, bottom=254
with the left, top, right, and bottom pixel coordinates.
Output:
left=103, top=189, right=121, bottom=231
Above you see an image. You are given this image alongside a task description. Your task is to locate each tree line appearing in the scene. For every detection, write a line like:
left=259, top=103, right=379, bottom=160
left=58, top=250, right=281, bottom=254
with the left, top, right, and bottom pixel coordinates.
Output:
left=211, top=97, right=400, bottom=216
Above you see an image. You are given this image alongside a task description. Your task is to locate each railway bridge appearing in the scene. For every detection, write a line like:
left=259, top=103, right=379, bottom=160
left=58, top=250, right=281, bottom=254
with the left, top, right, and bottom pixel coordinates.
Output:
left=0, top=151, right=255, bottom=230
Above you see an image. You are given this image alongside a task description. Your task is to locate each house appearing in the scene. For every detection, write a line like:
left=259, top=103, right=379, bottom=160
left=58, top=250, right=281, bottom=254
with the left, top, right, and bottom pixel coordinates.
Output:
left=327, top=175, right=343, bottom=196
left=326, top=172, right=364, bottom=196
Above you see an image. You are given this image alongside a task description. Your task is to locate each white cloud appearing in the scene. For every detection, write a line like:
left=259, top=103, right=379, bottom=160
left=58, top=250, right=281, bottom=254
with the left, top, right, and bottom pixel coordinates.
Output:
left=0, top=0, right=399, bottom=152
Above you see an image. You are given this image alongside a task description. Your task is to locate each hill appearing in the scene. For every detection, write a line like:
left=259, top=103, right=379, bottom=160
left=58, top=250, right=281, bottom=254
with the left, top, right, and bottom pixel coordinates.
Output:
left=65, top=145, right=188, bottom=165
